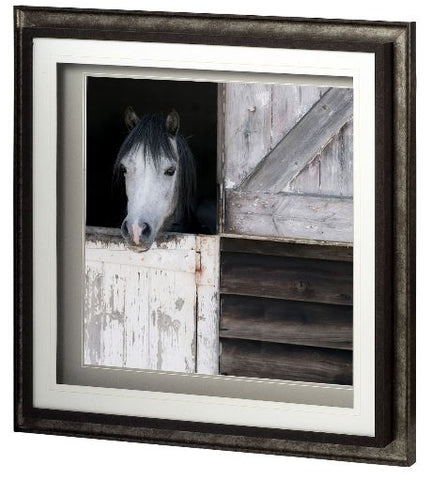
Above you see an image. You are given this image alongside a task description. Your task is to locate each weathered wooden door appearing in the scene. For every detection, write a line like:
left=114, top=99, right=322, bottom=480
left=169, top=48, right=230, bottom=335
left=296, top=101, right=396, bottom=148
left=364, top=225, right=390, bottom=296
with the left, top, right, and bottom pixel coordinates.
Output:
left=221, top=84, right=353, bottom=243
left=218, top=83, right=354, bottom=385
left=83, top=229, right=219, bottom=375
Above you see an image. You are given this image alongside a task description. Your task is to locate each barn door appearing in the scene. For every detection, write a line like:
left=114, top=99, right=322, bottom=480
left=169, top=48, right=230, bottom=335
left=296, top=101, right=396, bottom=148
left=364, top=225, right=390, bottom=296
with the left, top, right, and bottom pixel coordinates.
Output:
left=83, top=229, right=219, bottom=375
left=218, top=83, right=354, bottom=385
left=221, top=84, right=353, bottom=243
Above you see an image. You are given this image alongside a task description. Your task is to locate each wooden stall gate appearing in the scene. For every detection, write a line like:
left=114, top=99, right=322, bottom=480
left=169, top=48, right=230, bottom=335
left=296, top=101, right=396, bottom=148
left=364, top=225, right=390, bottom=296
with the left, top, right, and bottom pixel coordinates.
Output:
left=84, top=228, right=220, bottom=375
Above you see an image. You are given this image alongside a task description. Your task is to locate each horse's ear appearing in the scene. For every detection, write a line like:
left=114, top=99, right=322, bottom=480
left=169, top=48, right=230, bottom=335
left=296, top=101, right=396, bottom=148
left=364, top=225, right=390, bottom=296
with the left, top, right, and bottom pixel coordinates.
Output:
left=166, top=109, right=180, bottom=137
left=124, top=106, right=140, bottom=131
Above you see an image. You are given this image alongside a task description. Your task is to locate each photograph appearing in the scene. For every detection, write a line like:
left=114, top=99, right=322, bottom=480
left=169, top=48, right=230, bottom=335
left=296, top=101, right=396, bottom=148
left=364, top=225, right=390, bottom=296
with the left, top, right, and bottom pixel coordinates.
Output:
left=81, top=76, right=354, bottom=387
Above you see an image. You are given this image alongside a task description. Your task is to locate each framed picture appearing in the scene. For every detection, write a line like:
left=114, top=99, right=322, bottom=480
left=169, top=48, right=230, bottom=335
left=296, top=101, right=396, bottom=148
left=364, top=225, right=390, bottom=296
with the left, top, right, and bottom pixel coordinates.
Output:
left=14, top=6, right=416, bottom=465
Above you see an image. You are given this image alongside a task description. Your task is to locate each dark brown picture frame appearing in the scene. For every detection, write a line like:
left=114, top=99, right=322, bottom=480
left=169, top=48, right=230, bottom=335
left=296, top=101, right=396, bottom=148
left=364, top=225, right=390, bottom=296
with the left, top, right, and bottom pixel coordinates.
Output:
left=14, top=6, right=416, bottom=466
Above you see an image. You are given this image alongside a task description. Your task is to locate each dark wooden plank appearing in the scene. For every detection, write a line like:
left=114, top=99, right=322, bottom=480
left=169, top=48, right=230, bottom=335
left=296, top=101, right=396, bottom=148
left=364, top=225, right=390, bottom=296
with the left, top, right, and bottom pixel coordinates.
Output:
left=238, top=88, right=353, bottom=194
left=220, top=252, right=353, bottom=305
left=220, top=339, right=352, bottom=385
left=220, top=295, right=352, bottom=350
left=221, top=237, right=353, bottom=262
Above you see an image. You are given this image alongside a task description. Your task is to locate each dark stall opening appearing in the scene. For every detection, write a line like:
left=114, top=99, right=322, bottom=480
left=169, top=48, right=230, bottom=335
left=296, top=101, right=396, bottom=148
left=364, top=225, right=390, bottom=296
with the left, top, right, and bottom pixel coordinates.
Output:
left=86, top=76, right=218, bottom=233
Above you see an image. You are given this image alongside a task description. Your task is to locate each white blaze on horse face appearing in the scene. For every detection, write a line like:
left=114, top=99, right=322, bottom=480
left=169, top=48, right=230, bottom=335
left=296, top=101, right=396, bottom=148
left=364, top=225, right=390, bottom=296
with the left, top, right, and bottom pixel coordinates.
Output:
left=132, top=224, right=143, bottom=245
left=121, top=144, right=178, bottom=248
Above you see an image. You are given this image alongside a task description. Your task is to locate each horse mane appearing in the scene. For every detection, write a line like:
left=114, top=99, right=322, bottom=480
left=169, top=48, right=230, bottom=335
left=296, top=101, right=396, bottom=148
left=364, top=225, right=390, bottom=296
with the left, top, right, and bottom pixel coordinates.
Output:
left=114, top=113, right=197, bottom=225
left=175, top=134, right=197, bottom=224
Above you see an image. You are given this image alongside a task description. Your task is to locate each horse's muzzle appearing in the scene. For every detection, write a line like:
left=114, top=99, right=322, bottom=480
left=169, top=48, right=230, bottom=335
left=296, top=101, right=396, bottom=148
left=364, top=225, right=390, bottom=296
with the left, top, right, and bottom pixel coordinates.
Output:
left=121, top=219, right=153, bottom=251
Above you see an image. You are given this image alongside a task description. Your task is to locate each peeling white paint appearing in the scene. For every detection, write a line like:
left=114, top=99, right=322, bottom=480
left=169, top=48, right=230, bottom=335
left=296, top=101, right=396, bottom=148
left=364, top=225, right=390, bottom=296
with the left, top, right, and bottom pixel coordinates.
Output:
left=83, top=234, right=219, bottom=375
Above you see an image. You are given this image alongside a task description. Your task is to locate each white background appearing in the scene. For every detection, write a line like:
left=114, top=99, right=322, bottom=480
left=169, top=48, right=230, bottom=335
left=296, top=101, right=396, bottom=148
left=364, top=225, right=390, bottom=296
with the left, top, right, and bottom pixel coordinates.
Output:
left=0, top=0, right=441, bottom=478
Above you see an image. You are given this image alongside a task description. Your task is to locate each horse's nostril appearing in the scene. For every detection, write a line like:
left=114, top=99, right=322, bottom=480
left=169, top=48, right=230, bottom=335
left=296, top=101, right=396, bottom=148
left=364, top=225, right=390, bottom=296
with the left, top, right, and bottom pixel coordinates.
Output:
left=141, top=223, right=151, bottom=236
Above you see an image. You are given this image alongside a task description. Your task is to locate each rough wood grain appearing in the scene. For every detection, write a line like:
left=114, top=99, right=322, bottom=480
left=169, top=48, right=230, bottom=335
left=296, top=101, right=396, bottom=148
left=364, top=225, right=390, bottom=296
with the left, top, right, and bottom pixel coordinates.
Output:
left=221, top=85, right=353, bottom=243
left=223, top=84, right=331, bottom=190
left=270, top=85, right=329, bottom=146
left=318, top=120, right=353, bottom=197
left=220, top=295, right=352, bottom=350
left=220, top=237, right=353, bottom=262
left=225, top=191, right=353, bottom=243
left=239, top=88, right=353, bottom=193
left=286, top=119, right=353, bottom=197
left=220, top=339, right=353, bottom=385
left=223, top=83, right=272, bottom=189
left=220, top=252, right=353, bottom=305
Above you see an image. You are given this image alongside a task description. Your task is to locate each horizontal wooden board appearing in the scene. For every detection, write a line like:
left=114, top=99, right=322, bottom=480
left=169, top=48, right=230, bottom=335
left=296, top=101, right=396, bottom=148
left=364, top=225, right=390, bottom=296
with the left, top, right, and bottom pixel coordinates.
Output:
left=85, top=226, right=197, bottom=251
left=85, top=245, right=196, bottom=273
left=221, top=237, right=353, bottom=262
left=220, top=339, right=352, bottom=385
left=225, top=191, right=353, bottom=243
left=220, top=252, right=353, bottom=305
left=220, top=295, right=352, bottom=350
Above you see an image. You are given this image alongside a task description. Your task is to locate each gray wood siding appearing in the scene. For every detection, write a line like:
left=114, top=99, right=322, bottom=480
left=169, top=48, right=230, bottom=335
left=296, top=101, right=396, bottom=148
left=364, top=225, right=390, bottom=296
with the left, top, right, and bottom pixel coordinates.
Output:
left=221, top=84, right=354, bottom=243
left=225, top=191, right=353, bottom=242
left=287, top=120, right=354, bottom=196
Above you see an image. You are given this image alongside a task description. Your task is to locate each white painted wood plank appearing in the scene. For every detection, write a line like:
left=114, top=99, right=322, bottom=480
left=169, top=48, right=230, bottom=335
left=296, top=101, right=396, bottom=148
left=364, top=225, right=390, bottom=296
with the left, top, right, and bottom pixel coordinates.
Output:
left=196, top=286, right=220, bottom=375
left=85, top=245, right=196, bottom=273
left=123, top=265, right=151, bottom=369
left=84, top=235, right=199, bottom=373
left=85, top=233, right=197, bottom=251
left=100, top=262, right=126, bottom=367
left=83, top=260, right=104, bottom=366
left=148, top=268, right=197, bottom=373
left=195, top=235, right=219, bottom=287
left=195, top=236, right=220, bottom=375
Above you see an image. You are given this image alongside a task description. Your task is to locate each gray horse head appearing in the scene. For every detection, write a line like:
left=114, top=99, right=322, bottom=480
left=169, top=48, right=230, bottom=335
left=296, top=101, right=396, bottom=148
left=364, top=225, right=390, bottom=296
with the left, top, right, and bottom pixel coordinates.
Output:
left=115, top=107, right=196, bottom=252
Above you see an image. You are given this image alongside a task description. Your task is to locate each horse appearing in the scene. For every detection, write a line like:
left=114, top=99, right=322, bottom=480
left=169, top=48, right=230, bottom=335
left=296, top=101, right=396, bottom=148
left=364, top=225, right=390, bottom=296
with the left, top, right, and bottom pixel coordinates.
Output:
left=115, top=107, right=197, bottom=252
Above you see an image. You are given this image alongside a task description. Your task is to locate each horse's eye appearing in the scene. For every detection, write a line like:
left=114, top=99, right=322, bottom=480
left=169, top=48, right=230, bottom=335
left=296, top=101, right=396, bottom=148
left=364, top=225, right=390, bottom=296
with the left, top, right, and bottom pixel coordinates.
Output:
left=120, top=165, right=127, bottom=175
left=164, top=167, right=176, bottom=176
